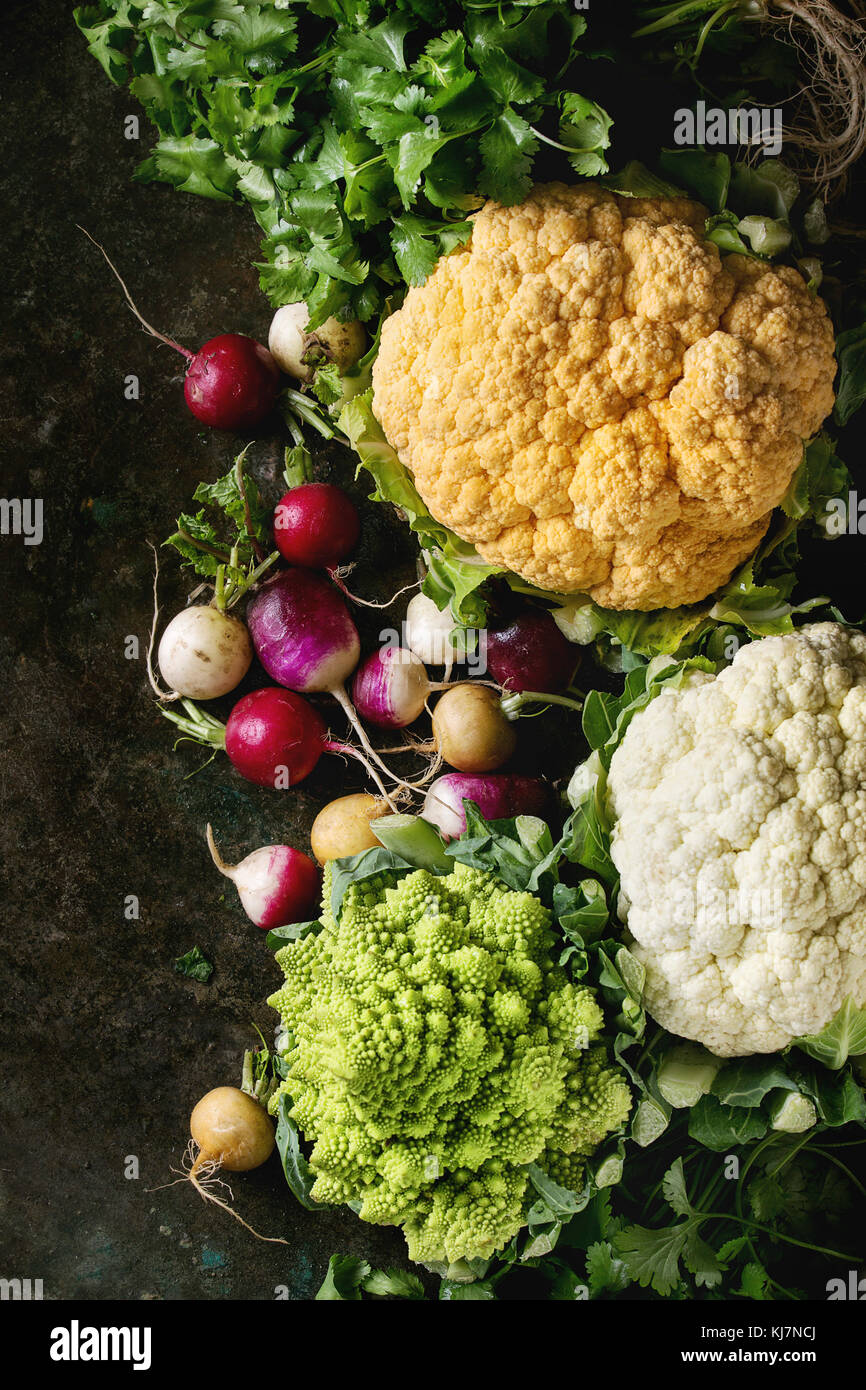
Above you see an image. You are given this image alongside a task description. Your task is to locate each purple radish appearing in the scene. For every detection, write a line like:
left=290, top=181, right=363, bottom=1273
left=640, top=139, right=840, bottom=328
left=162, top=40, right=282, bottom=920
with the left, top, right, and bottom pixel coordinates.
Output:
left=422, top=773, right=549, bottom=839
left=206, top=825, right=320, bottom=930
left=245, top=570, right=409, bottom=792
left=486, top=611, right=579, bottom=694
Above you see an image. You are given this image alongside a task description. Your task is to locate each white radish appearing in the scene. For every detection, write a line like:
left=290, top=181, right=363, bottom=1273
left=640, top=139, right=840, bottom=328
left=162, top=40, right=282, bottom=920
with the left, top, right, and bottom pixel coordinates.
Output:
left=268, top=303, right=365, bottom=381
left=158, top=605, right=253, bottom=700
left=405, top=593, right=459, bottom=675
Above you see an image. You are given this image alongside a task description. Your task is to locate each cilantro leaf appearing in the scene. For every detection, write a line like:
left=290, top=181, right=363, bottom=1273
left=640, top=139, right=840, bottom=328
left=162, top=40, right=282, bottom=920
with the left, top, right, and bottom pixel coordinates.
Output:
left=478, top=108, right=538, bottom=204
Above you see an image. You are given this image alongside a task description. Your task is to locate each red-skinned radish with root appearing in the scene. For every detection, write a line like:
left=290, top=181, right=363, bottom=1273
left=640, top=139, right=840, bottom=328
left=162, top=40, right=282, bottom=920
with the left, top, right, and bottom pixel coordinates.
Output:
left=245, top=569, right=424, bottom=798
left=80, top=229, right=280, bottom=430
left=159, top=686, right=399, bottom=806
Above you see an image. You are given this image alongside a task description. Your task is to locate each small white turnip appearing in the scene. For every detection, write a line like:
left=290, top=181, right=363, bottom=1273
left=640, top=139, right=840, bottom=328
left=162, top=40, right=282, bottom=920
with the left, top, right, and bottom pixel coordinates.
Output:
left=268, top=303, right=365, bottom=381
left=158, top=605, right=252, bottom=700
left=405, top=593, right=459, bottom=675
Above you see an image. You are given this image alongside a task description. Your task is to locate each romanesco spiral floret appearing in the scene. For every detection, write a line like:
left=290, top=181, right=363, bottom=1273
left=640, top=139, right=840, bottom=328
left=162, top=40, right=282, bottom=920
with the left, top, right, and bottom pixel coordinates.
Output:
left=268, top=860, right=631, bottom=1264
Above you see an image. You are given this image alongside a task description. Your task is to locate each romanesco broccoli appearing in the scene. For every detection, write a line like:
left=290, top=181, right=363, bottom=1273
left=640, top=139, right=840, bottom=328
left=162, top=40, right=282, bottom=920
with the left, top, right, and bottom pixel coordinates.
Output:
left=268, top=860, right=631, bottom=1265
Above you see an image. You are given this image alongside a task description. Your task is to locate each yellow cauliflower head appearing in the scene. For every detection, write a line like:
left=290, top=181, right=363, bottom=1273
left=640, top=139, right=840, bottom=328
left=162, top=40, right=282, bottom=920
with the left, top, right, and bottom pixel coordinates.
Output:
left=372, top=184, right=836, bottom=610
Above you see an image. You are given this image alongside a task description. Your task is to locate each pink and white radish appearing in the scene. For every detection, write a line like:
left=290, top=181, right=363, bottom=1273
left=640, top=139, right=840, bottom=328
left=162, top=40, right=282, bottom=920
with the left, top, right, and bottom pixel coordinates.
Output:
left=206, top=825, right=319, bottom=929
left=431, top=684, right=516, bottom=772
left=80, top=229, right=280, bottom=430
left=157, top=605, right=253, bottom=700
left=273, top=482, right=360, bottom=569
left=486, top=611, right=579, bottom=694
left=351, top=645, right=447, bottom=729
left=422, top=773, right=549, bottom=839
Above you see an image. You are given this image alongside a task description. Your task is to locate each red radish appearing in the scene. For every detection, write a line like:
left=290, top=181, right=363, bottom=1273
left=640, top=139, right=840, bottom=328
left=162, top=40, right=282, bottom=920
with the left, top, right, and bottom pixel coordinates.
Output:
left=159, top=688, right=398, bottom=805
left=206, top=825, right=319, bottom=929
left=273, top=482, right=360, bottom=568
left=225, top=687, right=327, bottom=788
left=246, top=570, right=412, bottom=794
left=183, top=334, right=280, bottom=431
left=352, top=645, right=446, bottom=729
left=422, top=773, right=549, bottom=839
left=486, top=611, right=579, bottom=694
left=79, top=229, right=279, bottom=431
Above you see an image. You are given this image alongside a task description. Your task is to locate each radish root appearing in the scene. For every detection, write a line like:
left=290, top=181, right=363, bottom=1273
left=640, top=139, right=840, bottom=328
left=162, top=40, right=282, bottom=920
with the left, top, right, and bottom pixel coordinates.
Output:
left=766, top=0, right=866, bottom=191
left=330, top=684, right=441, bottom=796
left=150, top=1140, right=289, bottom=1245
left=328, top=565, right=422, bottom=611
left=145, top=542, right=181, bottom=703
left=372, top=734, right=444, bottom=786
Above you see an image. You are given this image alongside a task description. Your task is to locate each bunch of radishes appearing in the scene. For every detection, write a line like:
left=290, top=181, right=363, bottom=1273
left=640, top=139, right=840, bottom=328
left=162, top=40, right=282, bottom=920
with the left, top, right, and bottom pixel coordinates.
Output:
left=113, top=236, right=583, bottom=932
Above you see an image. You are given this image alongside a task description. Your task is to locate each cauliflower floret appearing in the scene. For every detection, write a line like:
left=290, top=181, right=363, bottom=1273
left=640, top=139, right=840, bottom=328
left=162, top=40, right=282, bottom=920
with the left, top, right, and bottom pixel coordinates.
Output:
left=268, top=859, right=630, bottom=1263
left=607, top=623, right=866, bottom=1056
left=372, top=183, right=836, bottom=610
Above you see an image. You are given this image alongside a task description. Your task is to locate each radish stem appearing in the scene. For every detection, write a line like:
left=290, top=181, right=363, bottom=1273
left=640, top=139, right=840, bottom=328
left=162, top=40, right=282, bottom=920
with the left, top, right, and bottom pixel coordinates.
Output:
left=500, top=689, right=584, bottom=722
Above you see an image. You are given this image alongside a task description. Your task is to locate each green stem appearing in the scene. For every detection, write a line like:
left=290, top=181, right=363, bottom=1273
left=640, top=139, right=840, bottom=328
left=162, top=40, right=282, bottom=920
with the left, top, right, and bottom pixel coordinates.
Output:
left=811, top=1148, right=866, bottom=1202
left=283, top=387, right=349, bottom=443
left=372, top=814, right=453, bottom=874
left=527, top=125, right=586, bottom=157
left=632, top=0, right=739, bottom=38
left=700, top=1209, right=860, bottom=1264
left=235, top=448, right=265, bottom=564
left=500, top=689, right=584, bottom=721
left=158, top=698, right=227, bottom=748
left=223, top=549, right=280, bottom=610
left=173, top=528, right=232, bottom=563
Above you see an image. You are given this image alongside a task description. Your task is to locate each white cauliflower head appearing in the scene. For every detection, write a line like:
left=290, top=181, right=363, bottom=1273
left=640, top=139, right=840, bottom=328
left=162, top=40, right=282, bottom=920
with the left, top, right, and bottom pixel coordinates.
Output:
left=607, top=623, right=866, bottom=1056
